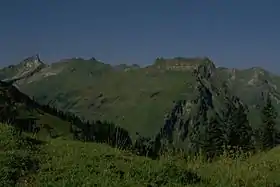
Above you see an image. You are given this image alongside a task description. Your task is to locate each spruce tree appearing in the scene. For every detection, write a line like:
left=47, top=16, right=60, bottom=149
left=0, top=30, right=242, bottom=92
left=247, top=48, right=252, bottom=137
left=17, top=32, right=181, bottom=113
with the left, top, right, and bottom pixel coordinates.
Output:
left=202, top=113, right=224, bottom=159
left=224, top=96, right=253, bottom=152
left=231, top=102, right=253, bottom=151
left=260, top=94, right=279, bottom=150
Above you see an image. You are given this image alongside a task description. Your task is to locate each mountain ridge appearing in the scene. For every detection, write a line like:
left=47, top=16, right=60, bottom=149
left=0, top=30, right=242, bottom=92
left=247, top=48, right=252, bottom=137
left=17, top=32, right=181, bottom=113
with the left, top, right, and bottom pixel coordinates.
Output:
left=1, top=55, right=280, bottom=140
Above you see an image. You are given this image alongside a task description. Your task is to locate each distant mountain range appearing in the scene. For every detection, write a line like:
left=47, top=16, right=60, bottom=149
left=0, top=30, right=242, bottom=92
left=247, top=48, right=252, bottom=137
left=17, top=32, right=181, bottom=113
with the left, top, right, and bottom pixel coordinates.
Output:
left=1, top=55, right=280, bottom=142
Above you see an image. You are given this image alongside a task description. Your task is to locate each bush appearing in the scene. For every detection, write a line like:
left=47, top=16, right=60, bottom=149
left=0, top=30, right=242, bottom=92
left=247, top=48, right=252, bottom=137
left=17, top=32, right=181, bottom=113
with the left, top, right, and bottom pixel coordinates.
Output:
left=0, top=123, right=41, bottom=186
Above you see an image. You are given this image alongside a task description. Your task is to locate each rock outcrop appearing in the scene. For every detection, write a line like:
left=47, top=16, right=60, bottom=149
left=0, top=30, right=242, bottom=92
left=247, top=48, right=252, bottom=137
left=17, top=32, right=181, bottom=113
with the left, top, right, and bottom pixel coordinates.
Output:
left=2, top=54, right=46, bottom=83
left=153, top=57, right=214, bottom=71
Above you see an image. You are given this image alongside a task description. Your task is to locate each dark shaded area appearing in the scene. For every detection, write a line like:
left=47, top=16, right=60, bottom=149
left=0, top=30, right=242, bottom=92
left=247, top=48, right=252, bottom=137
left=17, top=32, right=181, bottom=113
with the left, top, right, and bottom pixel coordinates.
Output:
left=71, top=119, right=132, bottom=149
left=1, top=153, right=40, bottom=186
left=150, top=91, right=160, bottom=98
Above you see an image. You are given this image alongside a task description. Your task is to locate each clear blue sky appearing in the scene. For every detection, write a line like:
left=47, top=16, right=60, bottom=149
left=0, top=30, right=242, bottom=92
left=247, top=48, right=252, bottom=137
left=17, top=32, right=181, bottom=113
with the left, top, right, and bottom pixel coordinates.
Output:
left=1, top=1, right=280, bottom=71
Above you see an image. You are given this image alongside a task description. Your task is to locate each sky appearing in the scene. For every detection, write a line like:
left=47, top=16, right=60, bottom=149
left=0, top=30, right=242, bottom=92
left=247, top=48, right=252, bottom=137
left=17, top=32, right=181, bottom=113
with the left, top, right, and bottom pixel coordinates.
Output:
left=0, top=0, right=280, bottom=72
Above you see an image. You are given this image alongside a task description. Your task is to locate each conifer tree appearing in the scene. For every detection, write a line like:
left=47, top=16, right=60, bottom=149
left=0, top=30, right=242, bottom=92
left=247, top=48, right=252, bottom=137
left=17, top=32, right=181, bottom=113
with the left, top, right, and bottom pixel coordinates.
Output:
left=202, top=113, right=224, bottom=159
left=231, top=101, right=253, bottom=151
left=260, top=94, right=279, bottom=150
left=223, top=96, right=253, bottom=152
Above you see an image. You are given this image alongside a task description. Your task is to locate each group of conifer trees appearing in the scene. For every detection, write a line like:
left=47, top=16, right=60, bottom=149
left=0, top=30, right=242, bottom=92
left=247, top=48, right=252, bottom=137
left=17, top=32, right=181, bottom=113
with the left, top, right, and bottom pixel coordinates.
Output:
left=191, top=89, right=280, bottom=160
left=258, top=95, right=279, bottom=150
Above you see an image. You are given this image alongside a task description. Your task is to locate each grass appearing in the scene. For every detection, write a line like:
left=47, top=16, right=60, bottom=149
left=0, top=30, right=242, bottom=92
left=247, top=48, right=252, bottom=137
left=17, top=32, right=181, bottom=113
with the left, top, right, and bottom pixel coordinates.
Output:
left=0, top=124, right=41, bottom=187
left=35, top=112, right=72, bottom=140
left=2, top=123, right=280, bottom=187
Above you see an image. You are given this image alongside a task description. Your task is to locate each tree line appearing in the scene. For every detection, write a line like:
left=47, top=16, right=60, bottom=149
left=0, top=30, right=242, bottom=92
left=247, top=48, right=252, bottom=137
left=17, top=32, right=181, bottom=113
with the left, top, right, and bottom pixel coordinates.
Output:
left=0, top=82, right=135, bottom=152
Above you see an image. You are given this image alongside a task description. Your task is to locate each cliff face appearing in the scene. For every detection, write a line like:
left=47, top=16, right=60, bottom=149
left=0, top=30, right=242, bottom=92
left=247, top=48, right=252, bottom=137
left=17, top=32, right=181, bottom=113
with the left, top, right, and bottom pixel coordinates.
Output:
left=154, top=62, right=253, bottom=152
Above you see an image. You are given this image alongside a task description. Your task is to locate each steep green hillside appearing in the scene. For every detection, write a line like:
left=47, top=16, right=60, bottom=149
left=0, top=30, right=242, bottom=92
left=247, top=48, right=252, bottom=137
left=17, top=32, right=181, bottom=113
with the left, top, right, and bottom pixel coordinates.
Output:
left=0, top=79, right=72, bottom=140
left=2, top=56, right=280, bottom=139
left=0, top=79, right=134, bottom=155
left=2, top=123, right=280, bottom=187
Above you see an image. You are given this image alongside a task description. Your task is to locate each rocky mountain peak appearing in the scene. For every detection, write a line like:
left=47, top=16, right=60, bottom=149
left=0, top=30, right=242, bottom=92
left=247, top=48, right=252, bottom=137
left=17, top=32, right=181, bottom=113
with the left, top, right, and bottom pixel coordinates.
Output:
left=2, top=54, right=46, bottom=83
left=20, top=54, right=44, bottom=67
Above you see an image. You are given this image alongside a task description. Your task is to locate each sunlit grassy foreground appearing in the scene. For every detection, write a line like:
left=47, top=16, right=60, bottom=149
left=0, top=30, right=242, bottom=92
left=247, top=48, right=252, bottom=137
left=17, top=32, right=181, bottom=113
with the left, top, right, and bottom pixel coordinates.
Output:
left=1, top=123, right=280, bottom=187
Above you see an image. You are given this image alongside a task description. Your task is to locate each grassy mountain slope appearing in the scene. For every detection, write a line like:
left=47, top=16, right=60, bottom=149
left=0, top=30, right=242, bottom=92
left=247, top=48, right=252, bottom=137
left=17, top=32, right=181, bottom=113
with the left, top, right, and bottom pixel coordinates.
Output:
left=2, top=122, right=280, bottom=187
left=2, top=56, right=280, bottom=139
left=0, top=79, right=72, bottom=140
